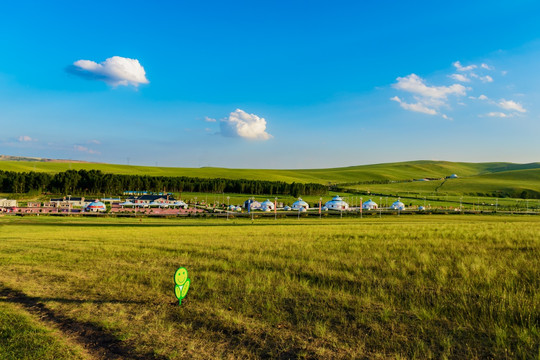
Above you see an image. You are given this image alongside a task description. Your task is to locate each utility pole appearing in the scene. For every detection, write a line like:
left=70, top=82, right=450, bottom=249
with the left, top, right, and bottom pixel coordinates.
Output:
left=227, top=196, right=230, bottom=221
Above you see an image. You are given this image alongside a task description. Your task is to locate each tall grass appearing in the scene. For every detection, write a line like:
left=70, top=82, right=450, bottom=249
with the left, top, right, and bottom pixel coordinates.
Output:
left=0, top=216, right=538, bottom=359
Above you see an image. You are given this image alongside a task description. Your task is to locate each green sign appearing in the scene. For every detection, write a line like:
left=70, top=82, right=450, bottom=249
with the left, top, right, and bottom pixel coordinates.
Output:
left=174, top=267, right=190, bottom=305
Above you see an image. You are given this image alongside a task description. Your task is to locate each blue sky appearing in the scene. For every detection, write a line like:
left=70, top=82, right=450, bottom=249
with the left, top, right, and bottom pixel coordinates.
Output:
left=1, top=0, right=539, bottom=168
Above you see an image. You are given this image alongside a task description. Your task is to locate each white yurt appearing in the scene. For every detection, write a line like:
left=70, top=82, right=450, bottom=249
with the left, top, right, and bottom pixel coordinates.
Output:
left=261, top=199, right=275, bottom=211
left=362, top=199, right=378, bottom=210
left=322, top=206, right=328, bottom=211
left=243, top=199, right=261, bottom=210
left=228, top=204, right=236, bottom=210
left=85, top=201, right=107, bottom=212
left=391, top=199, right=405, bottom=210
left=325, top=195, right=349, bottom=210
left=449, top=174, right=458, bottom=179
left=292, top=198, right=309, bottom=210
left=235, top=206, right=242, bottom=212
left=418, top=206, right=425, bottom=211
left=283, top=205, right=292, bottom=211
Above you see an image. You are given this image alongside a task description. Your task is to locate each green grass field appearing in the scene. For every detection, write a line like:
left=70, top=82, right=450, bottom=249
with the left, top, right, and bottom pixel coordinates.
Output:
left=0, top=216, right=538, bottom=359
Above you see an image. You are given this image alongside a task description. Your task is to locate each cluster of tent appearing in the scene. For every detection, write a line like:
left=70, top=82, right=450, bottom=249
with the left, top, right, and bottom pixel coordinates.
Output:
left=117, top=200, right=188, bottom=209
left=237, top=196, right=407, bottom=212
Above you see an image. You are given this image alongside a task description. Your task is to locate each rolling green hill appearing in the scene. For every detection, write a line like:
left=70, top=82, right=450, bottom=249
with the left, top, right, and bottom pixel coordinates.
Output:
left=1, top=158, right=539, bottom=183
left=1, top=158, right=539, bottom=198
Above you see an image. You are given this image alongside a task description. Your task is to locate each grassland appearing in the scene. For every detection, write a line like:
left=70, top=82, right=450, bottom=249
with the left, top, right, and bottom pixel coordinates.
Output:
left=0, top=216, right=538, bottom=359
left=1, top=159, right=539, bottom=185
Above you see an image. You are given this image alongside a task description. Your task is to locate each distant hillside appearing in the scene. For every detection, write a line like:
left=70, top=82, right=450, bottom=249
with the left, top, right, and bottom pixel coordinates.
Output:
left=0, top=157, right=539, bottom=197
left=0, top=158, right=539, bottom=184
left=0, top=155, right=89, bottom=163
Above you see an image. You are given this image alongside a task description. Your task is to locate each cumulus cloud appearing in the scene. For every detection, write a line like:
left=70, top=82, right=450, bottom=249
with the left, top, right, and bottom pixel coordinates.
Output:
left=453, top=61, right=477, bottom=72
left=204, top=116, right=217, bottom=122
left=18, top=135, right=35, bottom=142
left=498, top=99, right=526, bottom=113
left=390, top=96, right=437, bottom=115
left=449, top=73, right=470, bottom=82
left=69, top=56, right=149, bottom=87
left=220, top=109, right=272, bottom=140
left=393, top=74, right=467, bottom=99
left=391, top=74, right=466, bottom=118
left=478, top=94, right=489, bottom=100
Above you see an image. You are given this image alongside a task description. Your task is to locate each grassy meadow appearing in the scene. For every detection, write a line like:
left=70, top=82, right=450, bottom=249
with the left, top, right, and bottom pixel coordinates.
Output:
left=0, top=216, right=538, bottom=359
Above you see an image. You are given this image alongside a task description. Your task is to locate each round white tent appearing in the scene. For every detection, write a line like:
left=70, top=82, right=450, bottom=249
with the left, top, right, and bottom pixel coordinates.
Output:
left=85, top=201, right=107, bottom=212
left=391, top=199, right=405, bottom=210
left=243, top=199, right=262, bottom=210
left=261, top=199, right=275, bottom=211
left=325, top=195, right=349, bottom=210
left=292, top=198, right=309, bottom=210
left=362, top=199, right=378, bottom=210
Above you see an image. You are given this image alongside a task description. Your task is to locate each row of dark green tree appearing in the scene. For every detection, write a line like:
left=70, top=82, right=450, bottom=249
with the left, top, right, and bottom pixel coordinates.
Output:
left=0, top=170, right=328, bottom=197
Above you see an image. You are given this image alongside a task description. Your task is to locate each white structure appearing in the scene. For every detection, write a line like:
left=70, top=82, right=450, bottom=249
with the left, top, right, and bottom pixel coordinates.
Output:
left=172, top=201, right=188, bottom=209
left=391, top=199, right=405, bottom=210
left=244, top=199, right=261, bottom=210
left=292, top=198, right=309, bottom=210
left=362, top=199, right=378, bottom=210
left=283, top=205, right=292, bottom=211
left=0, top=199, right=17, bottom=207
left=325, top=195, right=349, bottom=210
left=449, top=174, right=458, bottom=179
left=261, top=199, right=275, bottom=211
left=85, top=201, right=107, bottom=212
left=418, top=206, right=425, bottom=211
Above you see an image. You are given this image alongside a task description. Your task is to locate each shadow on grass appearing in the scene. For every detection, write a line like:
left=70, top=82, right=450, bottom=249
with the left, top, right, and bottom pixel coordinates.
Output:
left=0, top=284, right=166, bottom=360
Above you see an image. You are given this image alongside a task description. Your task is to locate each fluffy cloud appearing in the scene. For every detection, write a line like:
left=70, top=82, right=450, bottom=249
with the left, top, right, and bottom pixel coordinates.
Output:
left=393, top=74, right=467, bottom=99
left=481, top=63, right=494, bottom=70
left=478, top=94, right=488, bottom=100
left=204, top=116, right=217, bottom=122
left=453, top=61, right=477, bottom=72
left=449, top=73, right=470, bottom=82
left=70, top=56, right=149, bottom=87
left=391, top=74, right=467, bottom=118
left=18, top=135, right=35, bottom=142
left=390, top=96, right=437, bottom=115
left=220, top=109, right=272, bottom=140
left=498, top=99, right=526, bottom=113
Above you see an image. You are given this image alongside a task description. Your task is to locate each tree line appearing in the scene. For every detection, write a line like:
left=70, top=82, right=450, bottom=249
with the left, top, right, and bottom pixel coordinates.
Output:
left=0, top=169, right=328, bottom=197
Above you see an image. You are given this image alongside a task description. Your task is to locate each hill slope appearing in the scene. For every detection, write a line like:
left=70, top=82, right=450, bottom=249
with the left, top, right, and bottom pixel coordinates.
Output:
left=1, top=158, right=539, bottom=184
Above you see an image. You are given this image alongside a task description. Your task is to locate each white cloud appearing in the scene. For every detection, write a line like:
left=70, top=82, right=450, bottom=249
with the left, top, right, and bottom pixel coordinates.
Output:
left=220, top=109, right=272, bottom=140
left=453, top=61, right=477, bottom=72
left=393, top=74, right=467, bottom=99
left=481, top=63, right=494, bottom=70
left=485, top=112, right=510, bottom=118
left=478, top=94, right=488, bottom=100
left=498, top=99, right=526, bottom=113
left=87, top=139, right=101, bottom=145
left=204, top=116, right=217, bottom=122
left=390, top=96, right=437, bottom=115
left=74, top=145, right=100, bottom=154
left=71, top=56, right=149, bottom=87
left=449, top=73, right=470, bottom=82
left=18, top=135, right=35, bottom=142
left=480, top=75, right=493, bottom=83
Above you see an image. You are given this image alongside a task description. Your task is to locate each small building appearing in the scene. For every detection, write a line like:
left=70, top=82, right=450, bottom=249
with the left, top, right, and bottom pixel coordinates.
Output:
left=391, top=199, right=405, bottom=210
left=283, top=205, right=292, bottom=211
left=133, top=195, right=176, bottom=205
left=0, top=199, right=17, bottom=207
left=292, top=198, right=309, bottom=210
left=50, top=197, right=88, bottom=207
left=362, top=199, right=378, bottom=210
left=325, top=195, right=349, bottom=210
left=261, top=199, right=275, bottom=211
left=449, top=174, right=458, bottom=179
left=85, top=201, right=107, bottom=212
